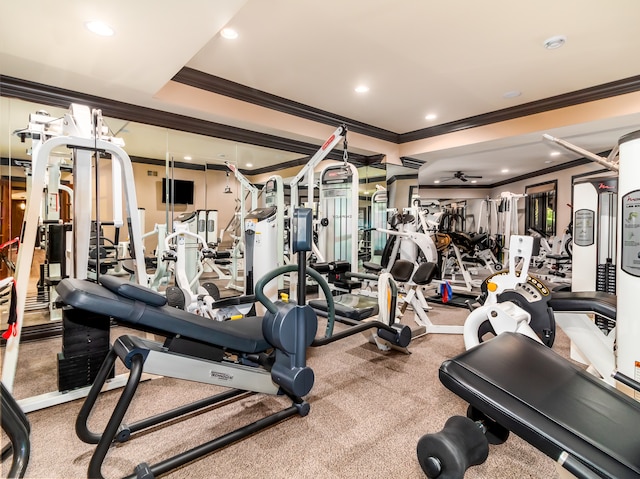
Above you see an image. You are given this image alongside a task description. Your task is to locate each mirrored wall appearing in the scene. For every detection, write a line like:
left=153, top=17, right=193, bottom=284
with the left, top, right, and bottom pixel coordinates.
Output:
left=0, top=96, right=386, bottom=333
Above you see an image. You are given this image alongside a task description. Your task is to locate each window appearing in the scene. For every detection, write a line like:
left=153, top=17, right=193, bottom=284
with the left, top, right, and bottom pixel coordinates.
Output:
left=525, top=180, right=557, bottom=236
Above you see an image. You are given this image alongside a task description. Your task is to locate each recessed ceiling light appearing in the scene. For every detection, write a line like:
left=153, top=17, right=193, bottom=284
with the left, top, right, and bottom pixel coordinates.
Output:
left=425, top=113, right=437, bottom=121
left=85, top=20, right=114, bottom=37
left=221, top=28, right=238, bottom=40
left=246, top=163, right=253, bottom=167
left=501, top=168, right=509, bottom=173
left=355, top=85, right=369, bottom=93
left=183, top=156, right=192, bottom=161
left=543, top=35, right=567, bottom=50
left=471, top=180, right=477, bottom=184
left=503, top=90, right=521, bottom=99
left=550, top=151, right=561, bottom=157
left=433, top=180, right=440, bottom=184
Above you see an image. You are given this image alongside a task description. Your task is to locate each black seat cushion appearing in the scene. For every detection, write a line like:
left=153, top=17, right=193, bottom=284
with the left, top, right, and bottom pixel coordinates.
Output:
left=412, top=262, right=439, bottom=285
left=439, top=332, right=640, bottom=478
left=390, top=260, right=414, bottom=283
left=56, top=278, right=270, bottom=354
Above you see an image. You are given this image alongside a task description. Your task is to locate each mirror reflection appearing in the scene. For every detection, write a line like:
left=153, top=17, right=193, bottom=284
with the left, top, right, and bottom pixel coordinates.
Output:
left=0, top=98, right=387, bottom=339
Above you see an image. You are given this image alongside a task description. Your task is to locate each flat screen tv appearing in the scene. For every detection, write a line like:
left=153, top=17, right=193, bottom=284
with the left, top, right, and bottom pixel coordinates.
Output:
left=162, top=178, right=194, bottom=204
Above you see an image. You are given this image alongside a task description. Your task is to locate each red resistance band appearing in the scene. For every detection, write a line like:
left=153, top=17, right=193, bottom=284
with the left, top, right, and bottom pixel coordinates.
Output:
left=1, top=279, right=18, bottom=340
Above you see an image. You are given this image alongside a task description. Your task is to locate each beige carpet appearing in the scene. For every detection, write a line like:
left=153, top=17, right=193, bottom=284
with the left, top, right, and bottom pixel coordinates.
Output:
left=1, top=302, right=566, bottom=479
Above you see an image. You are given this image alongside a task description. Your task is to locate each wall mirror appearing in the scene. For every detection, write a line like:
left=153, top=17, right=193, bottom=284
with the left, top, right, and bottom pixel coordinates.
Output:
left=0, top=96, right=386, bottom=344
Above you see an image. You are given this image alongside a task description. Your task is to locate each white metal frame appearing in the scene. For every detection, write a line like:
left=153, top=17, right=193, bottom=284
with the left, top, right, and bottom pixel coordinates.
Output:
left=288, top=124, right=347, bottom=300
left=2, top=104, right=148, bottom=406
left=316, top=162, right=360, bottom=272
left=369, top=187, right=388, bottom=264
left=264, top=175, right=286, bottom=290
left=225, top=161, right=259, bottom=292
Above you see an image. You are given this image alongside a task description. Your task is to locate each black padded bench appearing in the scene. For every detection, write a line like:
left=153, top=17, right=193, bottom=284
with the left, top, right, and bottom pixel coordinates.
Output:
left=430, top=332, right=640, bottom=478
left=56, top=275, right=269, bottom=353
left=549, top=291, right=616, bottom=321
left=309, top=294, right=378, bottom=321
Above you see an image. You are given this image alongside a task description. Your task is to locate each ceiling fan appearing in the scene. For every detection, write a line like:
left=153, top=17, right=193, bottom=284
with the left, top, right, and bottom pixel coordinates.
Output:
left=439, top=171, right=483, bottom=183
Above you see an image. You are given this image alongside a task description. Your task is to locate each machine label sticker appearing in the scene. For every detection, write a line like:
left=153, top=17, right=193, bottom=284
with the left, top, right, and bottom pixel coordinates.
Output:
left=210, top=371, right=233, bottom=381
left=574, top=209, right=595, bottom=246
left=621, top=190, right=640, bottom=277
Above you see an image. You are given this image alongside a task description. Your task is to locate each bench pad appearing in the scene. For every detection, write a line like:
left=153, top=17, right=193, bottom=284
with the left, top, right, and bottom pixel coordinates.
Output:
left=549, top=291, right=616, bottom=321
left=309, top=294, right=378, bottom=321
left=439, top=332, right=640, bottom=478
left=56, top=278, right=270, bottom=354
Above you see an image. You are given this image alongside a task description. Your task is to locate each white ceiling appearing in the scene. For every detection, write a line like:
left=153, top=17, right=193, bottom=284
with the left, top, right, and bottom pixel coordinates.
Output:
left=1, top=0, right=640, bottom=185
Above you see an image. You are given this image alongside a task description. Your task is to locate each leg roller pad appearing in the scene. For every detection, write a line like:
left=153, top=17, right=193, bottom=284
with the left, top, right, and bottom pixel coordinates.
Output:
left=377, top=324, right=412, bottom=348
left=416, top=416, right=489, bottom=479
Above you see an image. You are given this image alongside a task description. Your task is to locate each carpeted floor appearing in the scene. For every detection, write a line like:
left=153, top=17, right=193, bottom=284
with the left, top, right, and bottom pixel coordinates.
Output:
left=1, top=300, right=567, bottom=479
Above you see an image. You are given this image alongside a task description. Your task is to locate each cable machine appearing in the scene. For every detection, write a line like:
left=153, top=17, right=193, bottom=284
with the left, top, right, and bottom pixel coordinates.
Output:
left=316, top=162, right=359, bottom=270
left=288, top=124, right=348, bottom=301
left=369, top=187, right=388, bottom=264
left=224, top=161, right=259, bottom=292
left=3, top=104, right=147, bottom=409
left=263, top=175, right=287, bottom=291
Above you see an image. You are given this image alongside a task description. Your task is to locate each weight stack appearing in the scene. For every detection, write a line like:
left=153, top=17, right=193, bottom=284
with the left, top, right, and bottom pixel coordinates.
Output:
left=595, top=262, right=616, bottom=335
left=57, top=307, right=114, bottom=392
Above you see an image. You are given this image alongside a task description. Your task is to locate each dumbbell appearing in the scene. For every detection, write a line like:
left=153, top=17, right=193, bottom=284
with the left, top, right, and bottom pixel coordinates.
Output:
left=416, top=406, right=509, bottom=478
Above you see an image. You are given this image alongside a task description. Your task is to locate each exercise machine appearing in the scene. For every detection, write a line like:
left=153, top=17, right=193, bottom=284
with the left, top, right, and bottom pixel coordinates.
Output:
left=464, top=232, right=620, bottom=383
left=161, top=212, right=225, bottom=317
left=288, top=124, right=348, bottom=301
left=55, top=207, right=329, bottom=479
left=308, top=260, right=413, bottom=353
left=415, top=131, right=638, bottom=476
left=461, top=133, right=640, bottom=389
left=373, top=212, right=439, bottom=272
left=393, top=260, right=464, bottom=337
left=224, top=161, right=259, bottom=292
left=2, top=104, right=147, bottom=410
left=572, top=174, right=617, bottom=331
left=369, top=187, right=388, bottom=264
left=263, top=174, right=288, bottom=289
left=316, top=162, right=359, bottom=272
left=462, top=235, right=556, bottom=349
left=244, top=206, right=279, bottom=303
left=436, top=231, right=495, bottom=294
left=417, top=331, right=640, bottom=479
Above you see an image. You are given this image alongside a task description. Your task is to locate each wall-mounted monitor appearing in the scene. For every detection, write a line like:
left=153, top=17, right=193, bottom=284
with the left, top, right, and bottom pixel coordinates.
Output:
left=162, top=178, right=194, bottom=204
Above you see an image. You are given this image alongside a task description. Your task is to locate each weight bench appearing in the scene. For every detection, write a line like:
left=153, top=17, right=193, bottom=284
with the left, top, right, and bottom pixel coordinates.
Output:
left=417, top=332, right=640, bottom=478
left=56, top=274, right=317, bottom=479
